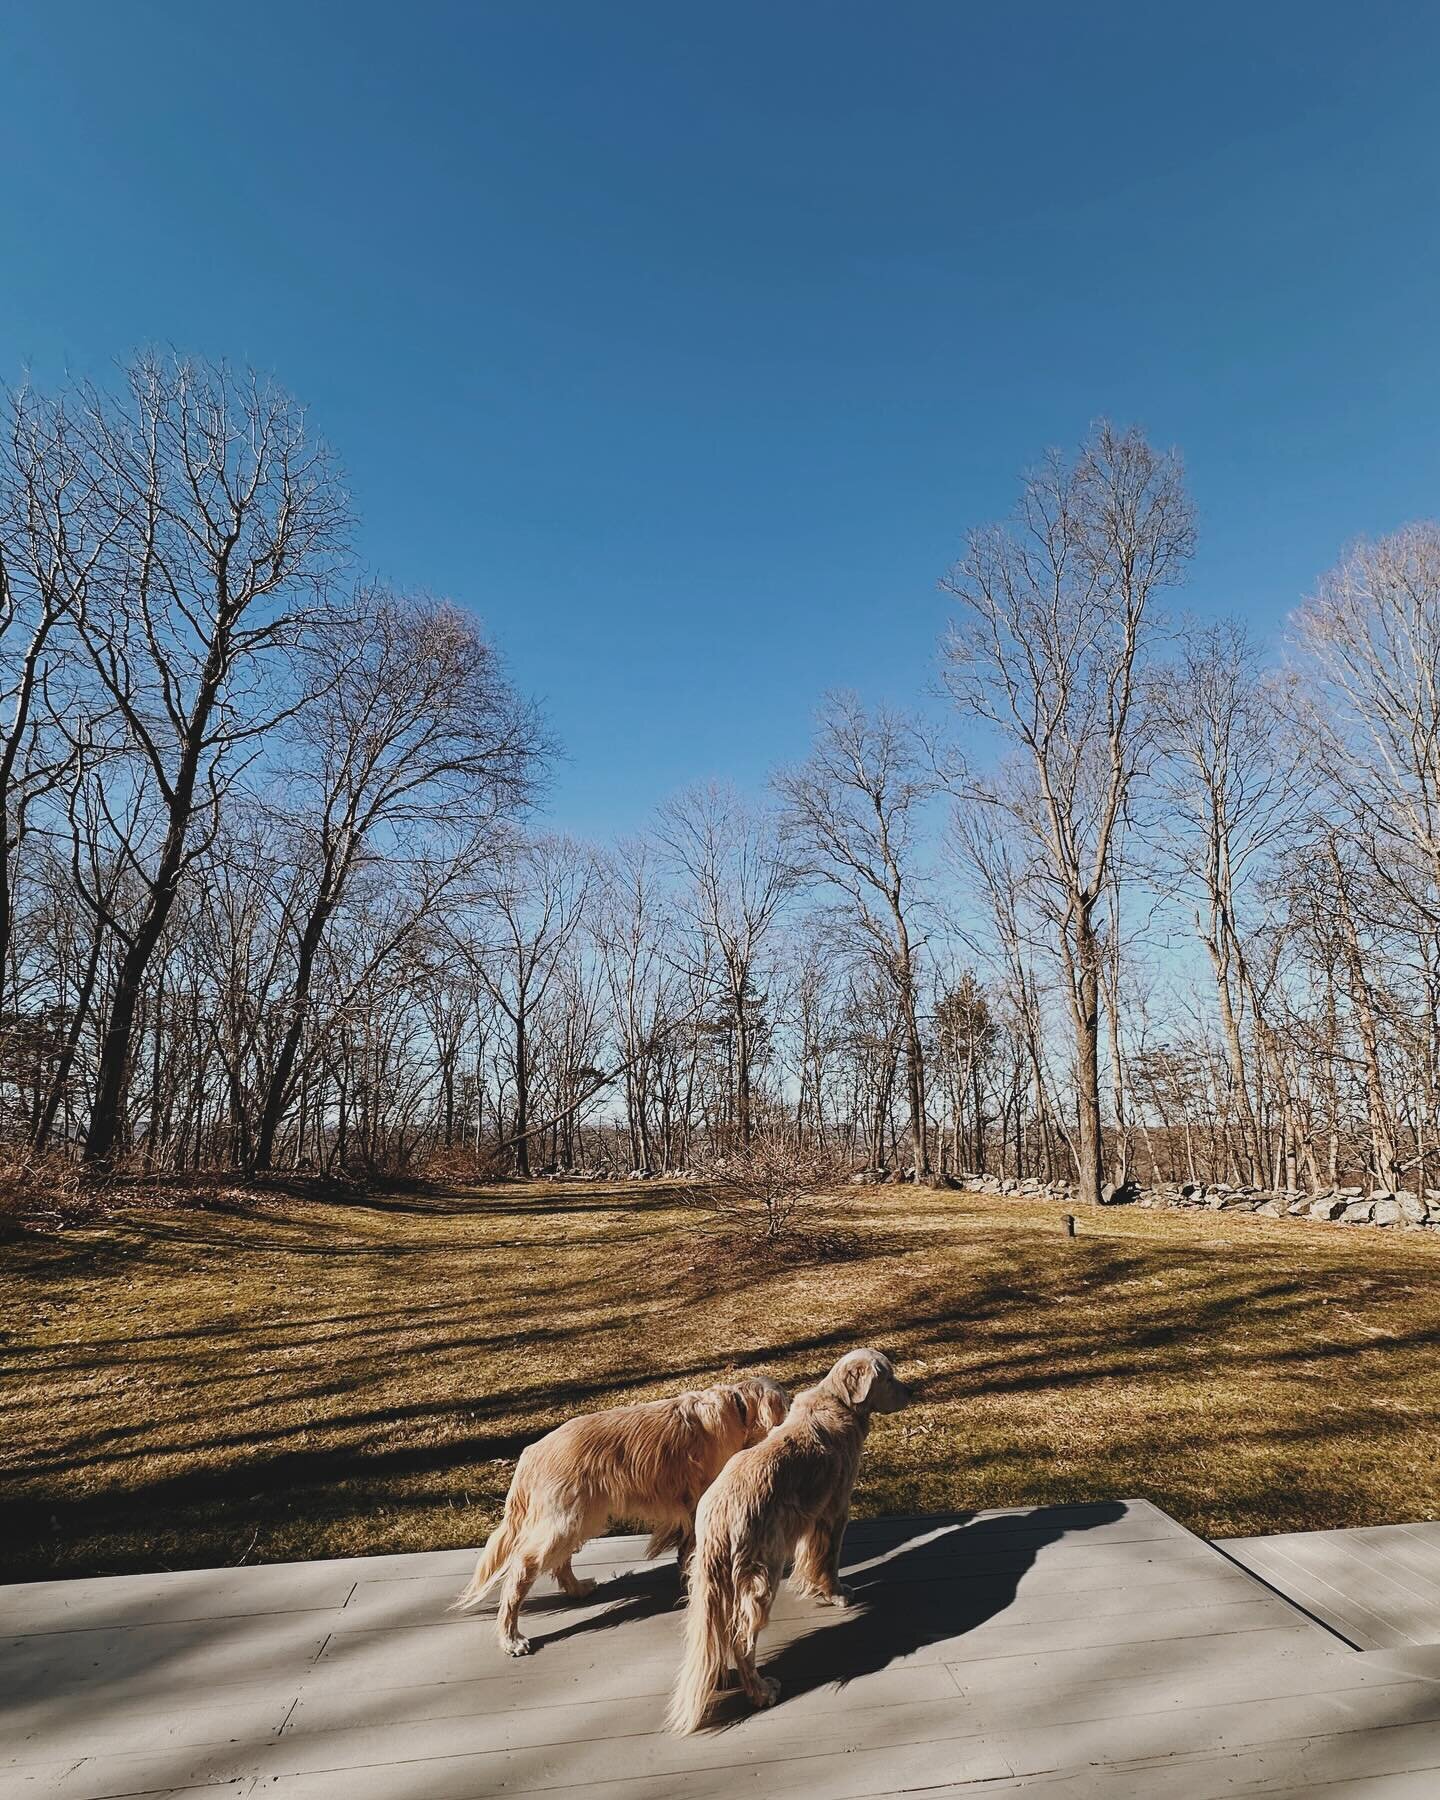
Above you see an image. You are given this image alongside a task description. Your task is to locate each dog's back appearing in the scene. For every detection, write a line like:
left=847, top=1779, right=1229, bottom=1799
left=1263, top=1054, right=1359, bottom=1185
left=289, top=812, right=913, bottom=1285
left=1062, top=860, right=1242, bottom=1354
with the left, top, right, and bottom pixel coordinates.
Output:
left=453, top=1374, right=789, bottom=1643
left=670, top=1349, right=909, bottom=1731
left=669, top=1385, right=863, bottom=1731
left=698, top=1383, right=864, bottom=1558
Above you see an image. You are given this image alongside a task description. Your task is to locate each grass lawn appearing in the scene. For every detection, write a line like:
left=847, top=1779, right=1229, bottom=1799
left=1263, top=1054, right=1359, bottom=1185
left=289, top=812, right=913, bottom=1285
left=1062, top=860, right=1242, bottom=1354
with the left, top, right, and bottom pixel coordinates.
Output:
left=4, top=1180, right=1439, bottom=1583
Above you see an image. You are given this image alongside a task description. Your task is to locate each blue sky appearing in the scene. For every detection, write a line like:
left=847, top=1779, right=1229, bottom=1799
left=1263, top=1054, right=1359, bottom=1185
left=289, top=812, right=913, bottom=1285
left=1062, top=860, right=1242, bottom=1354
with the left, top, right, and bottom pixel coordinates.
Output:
left=4, top=2, right=1439, bottom=838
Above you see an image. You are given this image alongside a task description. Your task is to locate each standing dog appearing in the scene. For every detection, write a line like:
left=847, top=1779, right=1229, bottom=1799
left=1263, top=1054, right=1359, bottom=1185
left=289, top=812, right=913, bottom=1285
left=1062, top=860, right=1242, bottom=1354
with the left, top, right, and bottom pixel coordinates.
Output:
left=453, top=1374, right=790, bottom=1655
left=668, top=1348, right=911, bottom=1732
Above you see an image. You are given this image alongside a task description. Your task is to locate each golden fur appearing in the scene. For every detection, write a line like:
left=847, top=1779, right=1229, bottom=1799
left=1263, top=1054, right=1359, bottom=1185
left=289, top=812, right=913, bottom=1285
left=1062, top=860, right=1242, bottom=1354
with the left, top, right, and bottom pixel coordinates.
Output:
left=453, top=1374, right=790, bottom=1655
left=668, top=1348, right=911, bottom=1732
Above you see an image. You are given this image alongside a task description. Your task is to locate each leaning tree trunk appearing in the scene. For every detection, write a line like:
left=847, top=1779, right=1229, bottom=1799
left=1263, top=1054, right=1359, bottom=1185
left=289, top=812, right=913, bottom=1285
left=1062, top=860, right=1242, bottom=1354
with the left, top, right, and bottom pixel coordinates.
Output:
left=32, top=925, right=104, bottom=1153
left=254, top=884, right=341, bottom=1172
left=85, top=654, right=224, bottom=1168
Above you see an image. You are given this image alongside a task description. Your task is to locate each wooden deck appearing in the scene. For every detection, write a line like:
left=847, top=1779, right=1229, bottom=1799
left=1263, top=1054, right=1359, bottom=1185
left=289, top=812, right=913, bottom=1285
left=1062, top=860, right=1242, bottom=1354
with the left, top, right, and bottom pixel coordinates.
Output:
left=1220, top=1521, right=1440, bottom=1653
left=9, top=1499, right=1440, bottom=1797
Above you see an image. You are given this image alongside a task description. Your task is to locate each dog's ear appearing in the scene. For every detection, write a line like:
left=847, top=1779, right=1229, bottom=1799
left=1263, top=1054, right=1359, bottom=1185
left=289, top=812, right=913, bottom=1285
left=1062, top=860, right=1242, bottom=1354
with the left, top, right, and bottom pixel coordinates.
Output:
left=732, top=1389, right=749, bottom=1427
left=843, top=1354, right=877, bottom=1406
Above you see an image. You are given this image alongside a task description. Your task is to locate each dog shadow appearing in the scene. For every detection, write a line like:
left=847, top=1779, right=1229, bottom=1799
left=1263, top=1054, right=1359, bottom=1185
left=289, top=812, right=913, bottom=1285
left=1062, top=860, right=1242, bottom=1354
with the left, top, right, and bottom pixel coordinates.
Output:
left=523, top=1559, right=682, bottom=1648
left=706, top=1499, right=1131, bottom=1725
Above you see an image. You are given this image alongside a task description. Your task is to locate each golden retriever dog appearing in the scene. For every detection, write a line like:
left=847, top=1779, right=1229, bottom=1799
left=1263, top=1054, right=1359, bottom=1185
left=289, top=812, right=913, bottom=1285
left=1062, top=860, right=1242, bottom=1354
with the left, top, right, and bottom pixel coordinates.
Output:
left=668, top=1348, right=911, bottom=1732
left=453, top=1374, right=791, bottom=1655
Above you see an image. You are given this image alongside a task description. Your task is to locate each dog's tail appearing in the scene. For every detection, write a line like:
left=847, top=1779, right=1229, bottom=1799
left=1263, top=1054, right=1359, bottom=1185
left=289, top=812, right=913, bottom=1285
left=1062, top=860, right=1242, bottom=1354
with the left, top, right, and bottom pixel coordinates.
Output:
left=667, top=1519, right=732, bottom=1734
left=644, top=1522, right=686, bottom=1560
left=451, top=1487, right=527, bottom=1612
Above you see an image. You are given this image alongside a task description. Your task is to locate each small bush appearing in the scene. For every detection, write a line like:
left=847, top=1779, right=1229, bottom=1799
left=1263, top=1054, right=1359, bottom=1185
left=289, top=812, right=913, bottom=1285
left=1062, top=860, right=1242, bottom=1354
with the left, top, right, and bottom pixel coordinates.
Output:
left=0, top=1148, right=92, bottom=1226
left=695, top=1136, right=846, bottom=1242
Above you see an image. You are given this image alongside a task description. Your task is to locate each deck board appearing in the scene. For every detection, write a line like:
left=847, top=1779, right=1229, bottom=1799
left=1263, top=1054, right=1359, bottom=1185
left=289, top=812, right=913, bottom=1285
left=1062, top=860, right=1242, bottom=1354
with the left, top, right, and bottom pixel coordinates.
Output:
left=1221, top=1521, right=1440, bottom=1651
left=10, top=1501, right=1440, bottom=1799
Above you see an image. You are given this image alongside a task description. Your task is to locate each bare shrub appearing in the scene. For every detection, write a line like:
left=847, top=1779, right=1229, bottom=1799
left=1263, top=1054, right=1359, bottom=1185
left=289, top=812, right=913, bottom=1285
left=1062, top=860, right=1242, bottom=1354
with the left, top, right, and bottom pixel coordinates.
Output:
left=696, top=1135, right=845, bottom=1243
left=414, top=1138, right=513, bottom=1186
left=0, top=1146, right=89, bottom=1224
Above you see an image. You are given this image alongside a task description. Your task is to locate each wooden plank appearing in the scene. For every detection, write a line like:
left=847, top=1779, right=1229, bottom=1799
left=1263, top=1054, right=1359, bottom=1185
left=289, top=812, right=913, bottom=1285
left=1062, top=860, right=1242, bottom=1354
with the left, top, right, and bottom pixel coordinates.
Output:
left=2, top=1693, right=292, bottom=1766
left=1219, top=1536, right=1397, bottom=1649
left=932, top=1597, right=1285, bottom=1661
left=0, top=1614, right=332, bottom=1702
left=138, top=1681, right=1440, bottom=1800
left=1358, top=1645, right=1440, bottom=1683
left=944, top=1623, right=1343, bottom=1693
left=1290, top=1535, right=1440, bottom=1644
left=1, top=1570, right=357, bottom=1636
left=287, top=1668, right=1416, bottom=1782
left=283, top=1660, right=957, bottom=1736
left=1344, top=1525, right=1440, bottom=1600
left=30, top=1636, right=1424, bottom=1800
left=1221, top=1523, right=1440, bottom=1652
left=377, top=1537, right=1227, bottom=1627
left=911, top=1758, right=1440, bottom=1798
left=337, top=1563, right=1257, bottom=1640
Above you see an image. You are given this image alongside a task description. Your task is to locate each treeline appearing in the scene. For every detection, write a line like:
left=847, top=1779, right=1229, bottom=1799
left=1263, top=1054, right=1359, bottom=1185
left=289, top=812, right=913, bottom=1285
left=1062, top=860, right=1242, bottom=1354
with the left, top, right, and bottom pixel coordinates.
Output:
left=2, top=358, right=1438, bottom=1205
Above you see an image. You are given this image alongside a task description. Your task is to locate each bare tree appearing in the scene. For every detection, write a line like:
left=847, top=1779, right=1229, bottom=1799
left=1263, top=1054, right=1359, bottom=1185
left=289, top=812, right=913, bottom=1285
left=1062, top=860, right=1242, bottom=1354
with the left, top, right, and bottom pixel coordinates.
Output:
left=942, top=424, right=1195, bottom=1205
left=459, top=835, right=593, bottom=1177
left=776, top=693, right=937, bottom=1175
left=592, top=839, right=681, bottom=1171
left=697, top=1131, right=846, bottom=1243
left=52, top=356, right=347, bottom=1166
left=1297, top=526, right=1440, bottom=895
left=249, top=588, right=544, bottom=1169
left=657, top=784, right=790, bottom=1151
left=0, top=385, right=105, bottom=1025
left=1151, top=620, right=1302, bottom=1186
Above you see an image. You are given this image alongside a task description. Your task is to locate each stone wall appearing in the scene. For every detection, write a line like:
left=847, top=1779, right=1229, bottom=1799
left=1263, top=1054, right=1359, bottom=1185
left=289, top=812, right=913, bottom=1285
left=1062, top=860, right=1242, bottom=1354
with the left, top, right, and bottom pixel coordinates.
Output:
left=935, top=1171, right=1440, bottom=1230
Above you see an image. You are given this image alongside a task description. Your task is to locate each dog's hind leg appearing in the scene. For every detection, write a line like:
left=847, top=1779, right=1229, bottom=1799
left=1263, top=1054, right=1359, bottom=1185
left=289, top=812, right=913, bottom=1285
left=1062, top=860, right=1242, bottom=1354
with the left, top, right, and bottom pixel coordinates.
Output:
left=793, top=1519, right=852, bottom=1606
left=554, top=1554, right=597, bottom=1600
left=496, top=1551, right=543, bottom=1655
left=732, top=1568, right=780, bottom=1710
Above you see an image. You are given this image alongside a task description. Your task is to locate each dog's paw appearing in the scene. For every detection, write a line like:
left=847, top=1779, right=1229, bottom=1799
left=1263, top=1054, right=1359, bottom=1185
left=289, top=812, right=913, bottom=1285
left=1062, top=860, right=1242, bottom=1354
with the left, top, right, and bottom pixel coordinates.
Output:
left=755, top=1675, right=781, bottom=1707
left=501, top=1635, right=533, bottom=1657
left=570, top=1577, right=597, bottom=1598
left=819, top=1583, right=855, bottom=1608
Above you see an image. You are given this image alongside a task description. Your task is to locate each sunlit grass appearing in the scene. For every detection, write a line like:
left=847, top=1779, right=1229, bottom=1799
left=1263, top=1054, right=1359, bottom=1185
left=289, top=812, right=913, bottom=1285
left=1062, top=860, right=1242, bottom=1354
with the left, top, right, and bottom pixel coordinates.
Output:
left=4, top=1181, right=1438, bottom=1580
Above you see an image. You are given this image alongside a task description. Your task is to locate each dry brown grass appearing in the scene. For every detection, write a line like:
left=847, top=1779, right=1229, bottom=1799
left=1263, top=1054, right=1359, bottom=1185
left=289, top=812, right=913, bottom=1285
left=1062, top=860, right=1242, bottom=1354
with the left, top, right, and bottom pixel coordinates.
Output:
left=4, top=1181, right=1439, bottom=1581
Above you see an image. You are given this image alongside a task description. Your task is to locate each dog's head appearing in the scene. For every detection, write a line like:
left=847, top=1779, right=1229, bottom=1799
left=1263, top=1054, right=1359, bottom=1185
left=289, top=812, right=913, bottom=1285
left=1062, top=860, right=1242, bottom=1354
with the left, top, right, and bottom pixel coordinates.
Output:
left=699, top=1375, right=791, bottom=1447
left=826, top=1348, right=911, bottom=1416
left=731, top=1374, right=792, bottom=1441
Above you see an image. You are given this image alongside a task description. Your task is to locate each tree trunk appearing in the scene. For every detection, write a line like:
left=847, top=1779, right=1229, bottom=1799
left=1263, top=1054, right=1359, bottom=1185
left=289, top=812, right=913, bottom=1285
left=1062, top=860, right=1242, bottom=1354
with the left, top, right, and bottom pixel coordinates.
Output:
left=513, top=1004, right=530, bottom=1176
left=1203, top=927, right=1262, bottom=1187
left=1071, top=912, right=1105, bottom=1206
left=735, top=1006, right=752, bottom=1148
left=84, top=651, right=226, bottom=1167
left=32, top=925, right=105, bottom=1153
left=254, top=882, right=343, bottom=1171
